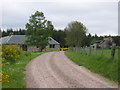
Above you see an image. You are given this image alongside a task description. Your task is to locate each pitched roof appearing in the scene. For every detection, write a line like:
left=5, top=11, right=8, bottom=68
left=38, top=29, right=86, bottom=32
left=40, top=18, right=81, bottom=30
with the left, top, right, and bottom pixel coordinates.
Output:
left=0, top=35, right=27, bottom=44
left=48, top=37, right=59, bottom=45
left=0, top=35, right=60, bottom=45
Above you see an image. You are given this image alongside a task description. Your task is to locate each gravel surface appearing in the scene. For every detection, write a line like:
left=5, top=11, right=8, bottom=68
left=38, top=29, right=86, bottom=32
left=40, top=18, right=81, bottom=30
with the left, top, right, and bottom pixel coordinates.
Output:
left=25, top=51, right=117, bottom=88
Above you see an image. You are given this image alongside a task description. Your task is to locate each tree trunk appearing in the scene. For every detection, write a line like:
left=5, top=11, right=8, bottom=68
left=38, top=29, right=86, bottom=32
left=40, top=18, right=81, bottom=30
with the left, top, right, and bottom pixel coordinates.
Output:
left=39, top=46, right=43, bottom=52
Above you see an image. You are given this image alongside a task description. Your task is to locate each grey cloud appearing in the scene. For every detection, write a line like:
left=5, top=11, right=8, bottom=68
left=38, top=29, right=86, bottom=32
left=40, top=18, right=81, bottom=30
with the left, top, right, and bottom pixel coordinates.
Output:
left=1, top=1, right=118, bottom=35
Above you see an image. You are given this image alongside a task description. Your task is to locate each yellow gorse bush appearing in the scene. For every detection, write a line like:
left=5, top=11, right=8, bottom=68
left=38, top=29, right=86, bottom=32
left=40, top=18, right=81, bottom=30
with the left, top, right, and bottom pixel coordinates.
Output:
left=2, top=45, right=23, bottom=61
left=1, top=45, right=23, bottom=83
left=0, top=72, right=10, bottom=82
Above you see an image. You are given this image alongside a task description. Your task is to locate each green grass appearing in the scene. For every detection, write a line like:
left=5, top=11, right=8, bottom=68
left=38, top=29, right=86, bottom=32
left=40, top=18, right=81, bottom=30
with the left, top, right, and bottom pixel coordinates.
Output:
left=65, top=49, right=119, bottom=84
left=2, top=51, right=51, bottom=88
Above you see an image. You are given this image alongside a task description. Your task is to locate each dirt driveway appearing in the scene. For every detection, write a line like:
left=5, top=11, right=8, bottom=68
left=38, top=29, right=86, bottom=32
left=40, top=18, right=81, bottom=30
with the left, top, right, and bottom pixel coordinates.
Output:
left=25, top=51, right=117, bottom=88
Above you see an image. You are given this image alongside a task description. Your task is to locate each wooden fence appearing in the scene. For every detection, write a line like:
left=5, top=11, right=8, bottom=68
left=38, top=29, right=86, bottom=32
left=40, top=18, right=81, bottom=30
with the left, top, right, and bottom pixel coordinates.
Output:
left=72, top=44, right=117, bottom=60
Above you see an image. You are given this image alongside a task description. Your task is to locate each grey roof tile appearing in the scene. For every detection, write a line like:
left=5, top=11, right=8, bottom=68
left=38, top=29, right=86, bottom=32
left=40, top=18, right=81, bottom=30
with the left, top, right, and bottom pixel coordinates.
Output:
left=0, top=36, right=11, bottom=44
left=0, top=35, right=59, bottom=45
left=8, top=35, right=27, bottom=44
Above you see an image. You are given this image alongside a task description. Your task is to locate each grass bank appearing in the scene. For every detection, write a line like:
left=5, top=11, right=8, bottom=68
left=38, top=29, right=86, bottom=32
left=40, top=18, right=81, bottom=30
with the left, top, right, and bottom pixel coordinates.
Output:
left=65, top=49, right=119, bottom=84
left=2, top=51, right=51, bottom=88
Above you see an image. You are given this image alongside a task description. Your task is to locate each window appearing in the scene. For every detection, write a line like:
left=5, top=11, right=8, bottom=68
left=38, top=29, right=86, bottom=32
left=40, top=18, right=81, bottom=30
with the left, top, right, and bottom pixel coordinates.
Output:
left=21, top=45, right=27, bottom=51
left=53, top=45, right=55, bottom=48
left=50, top=44, right=52, bottom=48
left=49, top=44, right=55, bottom=48
left=36, top=46, right=39, bottom=48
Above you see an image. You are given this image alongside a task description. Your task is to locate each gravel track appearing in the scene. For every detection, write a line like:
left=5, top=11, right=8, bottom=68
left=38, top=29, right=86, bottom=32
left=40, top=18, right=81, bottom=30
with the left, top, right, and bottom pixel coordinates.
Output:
left=25, top=51, right=117, bottom=88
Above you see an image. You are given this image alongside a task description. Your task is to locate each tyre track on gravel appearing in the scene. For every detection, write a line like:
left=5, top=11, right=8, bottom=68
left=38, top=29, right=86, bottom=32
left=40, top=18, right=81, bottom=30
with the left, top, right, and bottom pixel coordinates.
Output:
left=25, top=51, right=117, bottom=88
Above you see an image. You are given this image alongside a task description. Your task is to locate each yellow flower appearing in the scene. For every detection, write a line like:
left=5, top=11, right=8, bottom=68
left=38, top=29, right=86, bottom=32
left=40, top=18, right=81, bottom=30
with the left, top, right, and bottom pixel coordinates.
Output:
left=5, top=62, right=10, bottom=65
left=2, top=58, right=5, bottom=61
left=0, top=79, right=2, bottom=82
left=0, top=52, right=2, bottom=55
left=0, top=73, right=3, bottom=76
left=2, top=45, right=23, bottom=61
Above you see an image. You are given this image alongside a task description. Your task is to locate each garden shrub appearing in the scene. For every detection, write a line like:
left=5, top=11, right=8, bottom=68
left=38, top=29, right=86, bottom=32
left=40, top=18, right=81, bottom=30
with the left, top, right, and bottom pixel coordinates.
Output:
left=2, top=45, right=23, bottom=61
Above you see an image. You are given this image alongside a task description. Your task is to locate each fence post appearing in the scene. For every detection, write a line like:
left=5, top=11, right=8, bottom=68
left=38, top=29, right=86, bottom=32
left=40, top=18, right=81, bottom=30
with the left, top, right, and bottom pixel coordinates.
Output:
left=85, top=46, right=88, bottom=55
left=111, top=43, right=116, bottom=60
left=94, top=44, right=97, bottom=56
left=101, top=45, right=104, bottom=57
left=89, top=46, right=91, bottom=55
left=81, top=47, right=83, bottom=54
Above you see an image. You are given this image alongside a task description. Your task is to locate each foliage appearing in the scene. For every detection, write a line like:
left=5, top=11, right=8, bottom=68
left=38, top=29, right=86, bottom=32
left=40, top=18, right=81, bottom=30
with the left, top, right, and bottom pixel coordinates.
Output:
left=82, top=33, right=92, bottom=47
left=65, top=21, right=87, bottom=47
left=1, top=23, right=120, bottom=48
left=2, top=45, right=23, bottom=61
left=2, top=51, right=43, bottom=88
left=25, top=11, right=54, bottom=51
left=65, top=49, right=119, bottom=84
left=1, top=28, right=120, bottom=47
left=2, top=28, right=25, bottom=37
left=2, top=50, right=55, bottom=88
left=112, top=36, right=120, bottom=46
left=52, top=29, right=67, bottom=47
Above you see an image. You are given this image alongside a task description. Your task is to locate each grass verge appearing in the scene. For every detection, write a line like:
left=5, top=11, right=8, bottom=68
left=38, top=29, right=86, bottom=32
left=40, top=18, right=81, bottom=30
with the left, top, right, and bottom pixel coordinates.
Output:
left=65, top=49, right=119, bottom=84
left=2, top=51, right=51, bottom=88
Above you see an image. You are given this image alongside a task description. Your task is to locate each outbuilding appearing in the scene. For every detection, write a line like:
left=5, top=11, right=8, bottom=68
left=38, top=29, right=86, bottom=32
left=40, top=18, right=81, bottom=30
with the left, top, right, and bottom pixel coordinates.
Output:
left=0, top=35, right=60, bottom=51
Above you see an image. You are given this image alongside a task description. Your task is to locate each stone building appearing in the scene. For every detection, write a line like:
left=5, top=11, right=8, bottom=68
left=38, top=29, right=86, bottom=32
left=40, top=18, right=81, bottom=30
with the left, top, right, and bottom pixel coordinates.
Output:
left=90, top=37, right=114, bottom=49
left=0, top=35, right=60, bottom=51
left=101, top=37, right=113, bottom=48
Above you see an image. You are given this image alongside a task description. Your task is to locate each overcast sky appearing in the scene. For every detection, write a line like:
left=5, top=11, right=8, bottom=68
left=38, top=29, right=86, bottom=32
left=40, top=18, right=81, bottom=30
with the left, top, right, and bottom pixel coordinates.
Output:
left=0, top=0, right=119, bottom=36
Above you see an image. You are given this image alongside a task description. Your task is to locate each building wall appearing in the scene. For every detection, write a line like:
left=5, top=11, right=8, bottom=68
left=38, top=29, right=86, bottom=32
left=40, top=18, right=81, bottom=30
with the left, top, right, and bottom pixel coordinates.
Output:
left=27, top=44, right=60, bottom=51
left=27, top=46, right=39, bottom=52
left=45, top=44, right=60, bottom=51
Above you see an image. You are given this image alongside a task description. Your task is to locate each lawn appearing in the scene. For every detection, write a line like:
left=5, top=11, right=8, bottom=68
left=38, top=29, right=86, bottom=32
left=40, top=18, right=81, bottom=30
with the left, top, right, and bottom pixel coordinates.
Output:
left=2, top=51, right=50, bottom=88
left=65, top=49, right=119, bottom=84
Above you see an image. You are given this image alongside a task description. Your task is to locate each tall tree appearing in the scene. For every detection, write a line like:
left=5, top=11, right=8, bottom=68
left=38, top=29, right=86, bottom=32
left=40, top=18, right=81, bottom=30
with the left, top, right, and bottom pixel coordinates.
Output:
left=25, top=11, right=54, bottom=51
left=82, top=33, right=92, bottom=46
left=52, top=29, right=66, bottom=47
left=65, top=21, right=87, bottom=47
left=7, top=28, right=14, bottom=35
